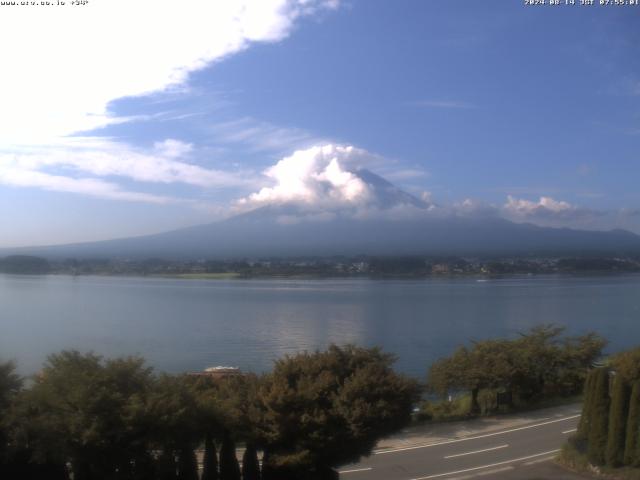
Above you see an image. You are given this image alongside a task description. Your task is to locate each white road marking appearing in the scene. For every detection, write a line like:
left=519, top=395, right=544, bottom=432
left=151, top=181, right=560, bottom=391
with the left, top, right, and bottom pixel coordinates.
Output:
left=338, top=467, right=373, bottom=474
left=446, top=466, right=514, bottom=480
left=523, top=456, right=556, bottom=466
left=444, top=444, right=509, bottom=459
left=476, top=466, right=514, bottom=476
left=410, top=449, right=561, bottom=480
left=562, top=428, right=577, bottom=434
left=374, top=415, right=580, bottom=455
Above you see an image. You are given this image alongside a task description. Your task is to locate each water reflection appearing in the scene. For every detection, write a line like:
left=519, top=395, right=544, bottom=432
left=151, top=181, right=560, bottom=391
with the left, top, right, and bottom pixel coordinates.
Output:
left=1, top=274, right=639, bottom=377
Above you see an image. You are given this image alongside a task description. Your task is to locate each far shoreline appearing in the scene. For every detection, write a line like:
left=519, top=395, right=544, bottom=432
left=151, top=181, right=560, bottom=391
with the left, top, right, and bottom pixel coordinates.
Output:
left=3, top=270, right=640, bottom=282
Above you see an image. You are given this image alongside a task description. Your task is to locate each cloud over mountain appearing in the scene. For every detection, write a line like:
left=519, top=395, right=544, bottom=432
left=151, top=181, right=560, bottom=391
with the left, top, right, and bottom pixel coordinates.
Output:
left=503, top=195, right=601, bottom=221
left=241, top=145, right=373, bottom=207
left=239, top=145, right=431, bottom=216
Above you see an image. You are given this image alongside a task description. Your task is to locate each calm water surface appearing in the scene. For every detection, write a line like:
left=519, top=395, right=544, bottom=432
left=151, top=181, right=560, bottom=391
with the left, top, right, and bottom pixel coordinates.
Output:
left=1, top=274, right=639, bottom=377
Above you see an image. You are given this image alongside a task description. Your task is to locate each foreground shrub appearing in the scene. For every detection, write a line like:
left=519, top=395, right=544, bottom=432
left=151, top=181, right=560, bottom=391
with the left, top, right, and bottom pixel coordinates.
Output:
left=256, top=345, right=421, bottom=479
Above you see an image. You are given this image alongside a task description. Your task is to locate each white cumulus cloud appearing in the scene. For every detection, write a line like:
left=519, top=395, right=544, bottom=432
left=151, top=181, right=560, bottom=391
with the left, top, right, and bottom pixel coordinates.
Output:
left=502, top=195, right=600, bottom=221
left=241, top=144, right=376, bottom=208
left=505, top=195, right=573, bottom=215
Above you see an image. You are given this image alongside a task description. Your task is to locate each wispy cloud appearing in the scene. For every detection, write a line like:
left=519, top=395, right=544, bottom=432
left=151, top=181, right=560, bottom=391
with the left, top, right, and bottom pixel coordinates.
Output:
left=382, top=168, right=430, bottom=181
left=0, top=137, right=263, bottom=205
left=577, top=163, right=594, bottom=176
left=0, top=168, right=176, bottom=205
left=2, top=138, right=257, bottom=189
left=209, top=117, right=324, bottom=153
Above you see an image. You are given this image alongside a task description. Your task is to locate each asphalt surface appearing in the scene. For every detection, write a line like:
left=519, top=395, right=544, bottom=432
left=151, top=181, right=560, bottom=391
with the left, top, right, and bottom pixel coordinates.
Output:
left=339, top=410, right=587, bottom=480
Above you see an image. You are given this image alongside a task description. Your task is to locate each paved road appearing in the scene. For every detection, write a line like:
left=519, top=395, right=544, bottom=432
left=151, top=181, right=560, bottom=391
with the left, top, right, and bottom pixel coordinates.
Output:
left=339, top=410, right=585, bottom=480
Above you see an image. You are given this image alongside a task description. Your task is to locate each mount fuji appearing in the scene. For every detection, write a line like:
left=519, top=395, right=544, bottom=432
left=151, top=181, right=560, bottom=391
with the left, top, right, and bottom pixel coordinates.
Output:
left=7, top=168, right=640, bottom=259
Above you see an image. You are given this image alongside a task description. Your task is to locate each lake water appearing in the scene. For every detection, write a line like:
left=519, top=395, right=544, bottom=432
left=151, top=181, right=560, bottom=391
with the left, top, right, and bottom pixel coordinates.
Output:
left=1, top=274, right=639, bottom=378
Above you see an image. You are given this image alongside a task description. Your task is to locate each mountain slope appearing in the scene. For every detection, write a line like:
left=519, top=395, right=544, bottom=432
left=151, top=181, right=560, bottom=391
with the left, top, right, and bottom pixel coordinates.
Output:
left=4, top=169, right=640, bottom=259
left=7, top=211, right=640, bottom=259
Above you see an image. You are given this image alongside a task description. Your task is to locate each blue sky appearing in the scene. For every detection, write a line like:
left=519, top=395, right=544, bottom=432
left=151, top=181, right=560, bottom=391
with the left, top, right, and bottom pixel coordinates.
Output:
left=1, top=0, right=639, bottom=247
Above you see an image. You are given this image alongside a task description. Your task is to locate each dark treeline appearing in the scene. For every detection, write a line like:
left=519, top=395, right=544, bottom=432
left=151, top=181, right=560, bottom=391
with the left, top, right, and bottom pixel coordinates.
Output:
left=573, top=347, right=640, bottom=469
left=0, top=256, right=51, bottom=274
left=427, top=325, right=606, bottom=416
left=3, top=255, right=640, bottom=277
left=0, top=346, right=420, bottom=480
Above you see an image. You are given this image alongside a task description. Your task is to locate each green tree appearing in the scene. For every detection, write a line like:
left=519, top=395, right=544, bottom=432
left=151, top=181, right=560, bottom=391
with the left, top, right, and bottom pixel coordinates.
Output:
left=261, top=451, right=276, bottom=480
left=177, top=447, right=199, bottom=480
left=255, top=345, right=420, bottom=479
left=611, top=348, right=640, bottom=383
left=587, top=368, right=610, bottom=465
left=0, top=361, right=21, bottom=408
left=219, top=430, right=241, bottom=480
left=610, top=346, right=640, bottom=467
left=0, top=361, right=21, bottom=445
left=623, top=381, right=640, bottom=467
left=157, top=450, right=178, bottom=480
left=428, top=326, right=605, bottom=415
left=576, top=369, right=597, bottom=441
left=429, top=339, right=525, bottom=413
left=510, top=325, right=564, bottom=400
left=0, top=362, right=25, bottom=479
left=0, top=255, right=50, bottom=274
left=511, top=326, right=604, bottom=400
left=11, top=351, right=155, bottom=479
left=606, top=374, right=631, bottom=466
left=241, top=443, right=260, bottom=480
left=132, top=451, right=157, bottom=480
left=142, top=374, right=207, bottom=480
left=201, top=433, right=219, bottom=480
left=560, top=332, right=607, bottom=384
left=428, top=347, right=471, bottom=406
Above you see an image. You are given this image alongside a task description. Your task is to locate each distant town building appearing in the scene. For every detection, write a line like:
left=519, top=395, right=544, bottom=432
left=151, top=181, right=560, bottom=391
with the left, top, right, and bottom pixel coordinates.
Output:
left=431, top=264, right=450, bottom=274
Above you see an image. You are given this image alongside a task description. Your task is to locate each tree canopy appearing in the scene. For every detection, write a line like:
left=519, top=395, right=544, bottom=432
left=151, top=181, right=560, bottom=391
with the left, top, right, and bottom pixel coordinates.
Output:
left=255, top=345, right=420, bottom=478
left=1, top=346, right=420, bottom=480
left=428, top=325, right=605, bottom=414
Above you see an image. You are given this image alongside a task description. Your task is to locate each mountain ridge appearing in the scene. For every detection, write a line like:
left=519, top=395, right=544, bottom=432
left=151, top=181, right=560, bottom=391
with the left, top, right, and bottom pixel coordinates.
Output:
left=3, top=169, right=640, bottom=259
left=4, top=212, right=640, bottom=260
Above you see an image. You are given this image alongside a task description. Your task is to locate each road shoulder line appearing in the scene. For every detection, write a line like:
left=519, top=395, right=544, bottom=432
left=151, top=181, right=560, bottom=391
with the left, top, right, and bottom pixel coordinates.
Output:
left=410, top=449, right=560, bottom=480
left=374, top=414, right=579, bottom=455
left=444, top=444, right=508, bottom=459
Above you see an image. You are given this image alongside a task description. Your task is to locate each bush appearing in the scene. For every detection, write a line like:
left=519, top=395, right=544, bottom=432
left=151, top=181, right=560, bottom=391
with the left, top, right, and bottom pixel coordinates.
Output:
left=559, top=438, right=590, bottom=471
left=587, top=368, right=611, bottom=466
left=606, top=375, right=631, bottom=467
left=416, top=396, right=471, bottom=422
left=625, top=381, right=640, bottom=467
